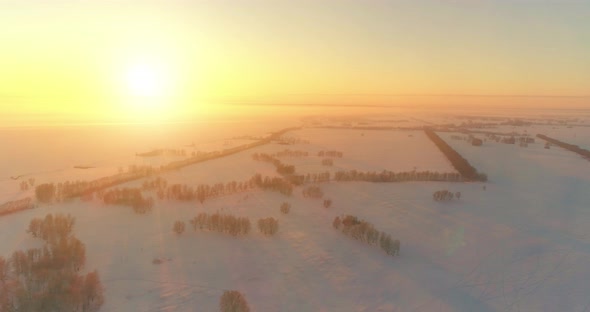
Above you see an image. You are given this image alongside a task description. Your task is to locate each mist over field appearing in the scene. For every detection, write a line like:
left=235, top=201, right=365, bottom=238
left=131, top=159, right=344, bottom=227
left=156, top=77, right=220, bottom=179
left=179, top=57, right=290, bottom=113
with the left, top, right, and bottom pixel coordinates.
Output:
left=2, top=0, right=590, bottom=311
left=2, top=105, right=590, bottom=311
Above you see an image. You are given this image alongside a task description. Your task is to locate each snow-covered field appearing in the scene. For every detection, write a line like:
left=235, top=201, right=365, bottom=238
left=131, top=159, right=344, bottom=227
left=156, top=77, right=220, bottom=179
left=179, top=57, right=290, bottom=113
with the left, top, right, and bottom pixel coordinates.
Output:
left=2, top=115, right=590, bottom=311
left=280, top=128, right=455, bottom=174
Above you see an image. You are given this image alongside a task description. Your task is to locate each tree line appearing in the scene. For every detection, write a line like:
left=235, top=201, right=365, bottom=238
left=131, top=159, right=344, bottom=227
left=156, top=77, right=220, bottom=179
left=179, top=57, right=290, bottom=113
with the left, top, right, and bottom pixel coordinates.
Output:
left=29, top=127, right=300, bottom=205
left=252, top=153, right=296, bottom=175
left=433, top=190, right=461, bottom=201
left=424, top=129, right=488, bottom=181
left=274, top=149, right=309, bottom=157
left=334, top=169, right=463, bottom=182
left=172, top=212, right=280, bottom=237
left=537, top=134, right=590, bottom=160
left=0, top=214, right=104, bottom=311
left=318, top=150, right=343, bottom=158
left=99, top=187, right=154, bottom=214
left=333, top=215, right=400, bottom=256
left=0, top=197, right=34, bottom=217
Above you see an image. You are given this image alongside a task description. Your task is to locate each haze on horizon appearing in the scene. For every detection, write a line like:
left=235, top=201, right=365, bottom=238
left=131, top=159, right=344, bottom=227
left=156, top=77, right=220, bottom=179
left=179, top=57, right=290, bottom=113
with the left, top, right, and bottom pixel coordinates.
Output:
left=1, top=0, right=589, bottom=125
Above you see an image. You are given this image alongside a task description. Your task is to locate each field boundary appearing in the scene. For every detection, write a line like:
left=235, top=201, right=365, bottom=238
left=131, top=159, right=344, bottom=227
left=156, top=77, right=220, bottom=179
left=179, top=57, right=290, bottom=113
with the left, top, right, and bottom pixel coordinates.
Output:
left=537, top=134, right=590, bottom=160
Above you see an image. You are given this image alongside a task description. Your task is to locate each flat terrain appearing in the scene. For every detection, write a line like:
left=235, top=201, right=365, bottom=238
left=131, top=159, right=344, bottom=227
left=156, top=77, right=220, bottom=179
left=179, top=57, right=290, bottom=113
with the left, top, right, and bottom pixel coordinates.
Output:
left=2, top=116, right=590, bottom=311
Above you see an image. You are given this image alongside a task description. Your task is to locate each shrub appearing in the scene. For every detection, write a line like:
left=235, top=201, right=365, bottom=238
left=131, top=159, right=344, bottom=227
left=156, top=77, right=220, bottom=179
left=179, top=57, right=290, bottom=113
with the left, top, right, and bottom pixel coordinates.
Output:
left=219, top=290, right=250, bottom=312
left=332, top=216, right=341, bottom=229
left=302, top=186, right=323, bottom=198
left=280, top=202, right=291, bottom=214
left=323, top=199, right=332, bottom=208
left=258, top=217, right=279, bottom=236
left=433, top=190, right=457, bottom=201
left=173, top=221, right=186, bottom=234
left=321, top=158, right=334, bottom=166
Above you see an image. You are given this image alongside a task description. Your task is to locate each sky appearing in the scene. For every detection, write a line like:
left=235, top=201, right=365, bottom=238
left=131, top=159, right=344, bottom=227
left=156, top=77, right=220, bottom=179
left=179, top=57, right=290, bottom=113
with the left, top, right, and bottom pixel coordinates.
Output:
left=0, top=0, right=589, bottom=124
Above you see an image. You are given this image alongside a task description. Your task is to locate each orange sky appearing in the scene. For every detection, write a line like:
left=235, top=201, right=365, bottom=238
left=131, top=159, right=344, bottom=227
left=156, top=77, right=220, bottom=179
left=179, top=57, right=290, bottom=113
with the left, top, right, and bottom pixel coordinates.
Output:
left=0, top=1, right=589, bottom=124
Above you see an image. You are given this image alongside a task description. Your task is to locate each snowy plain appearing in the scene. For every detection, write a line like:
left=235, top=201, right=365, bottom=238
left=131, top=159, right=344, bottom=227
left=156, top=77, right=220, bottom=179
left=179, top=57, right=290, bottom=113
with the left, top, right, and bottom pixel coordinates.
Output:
left=1, top=115, right=590, bottom=311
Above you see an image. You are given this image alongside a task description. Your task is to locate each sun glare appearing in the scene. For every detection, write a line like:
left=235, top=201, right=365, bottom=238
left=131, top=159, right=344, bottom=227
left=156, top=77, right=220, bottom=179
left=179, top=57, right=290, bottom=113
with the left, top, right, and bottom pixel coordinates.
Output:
left=126, top=63, right=167, bottom=97
left=121, top=59, right=179, bottom=121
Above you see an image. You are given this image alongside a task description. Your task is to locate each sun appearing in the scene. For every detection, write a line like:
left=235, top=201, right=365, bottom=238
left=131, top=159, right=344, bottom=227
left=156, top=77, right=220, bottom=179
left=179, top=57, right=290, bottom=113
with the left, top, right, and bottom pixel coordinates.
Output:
left=126, top=62, right=167, bottom=98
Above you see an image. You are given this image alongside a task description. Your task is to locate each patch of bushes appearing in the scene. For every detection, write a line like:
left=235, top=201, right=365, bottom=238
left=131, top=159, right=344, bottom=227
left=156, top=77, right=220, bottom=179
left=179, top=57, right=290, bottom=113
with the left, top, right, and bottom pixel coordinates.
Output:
left=323, top=199, right=332, bottom=208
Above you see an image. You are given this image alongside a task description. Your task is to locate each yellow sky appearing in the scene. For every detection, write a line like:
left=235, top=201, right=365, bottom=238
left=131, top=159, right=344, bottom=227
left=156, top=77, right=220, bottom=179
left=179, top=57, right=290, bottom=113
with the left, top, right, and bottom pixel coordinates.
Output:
left=1, top=1, right=589, bottom=124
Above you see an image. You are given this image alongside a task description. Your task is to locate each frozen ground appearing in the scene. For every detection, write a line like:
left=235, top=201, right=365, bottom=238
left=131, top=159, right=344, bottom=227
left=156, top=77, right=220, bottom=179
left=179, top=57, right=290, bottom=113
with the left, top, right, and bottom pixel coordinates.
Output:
left=1, top=119, right=590, bottom=311
left=281, top=128, right=455, bottom=174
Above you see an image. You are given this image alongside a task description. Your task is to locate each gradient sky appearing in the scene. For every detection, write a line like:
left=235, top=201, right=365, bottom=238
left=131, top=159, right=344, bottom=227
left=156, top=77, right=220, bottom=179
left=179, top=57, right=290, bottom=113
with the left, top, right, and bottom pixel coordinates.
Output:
left=0, top=0, right=589, bottom=123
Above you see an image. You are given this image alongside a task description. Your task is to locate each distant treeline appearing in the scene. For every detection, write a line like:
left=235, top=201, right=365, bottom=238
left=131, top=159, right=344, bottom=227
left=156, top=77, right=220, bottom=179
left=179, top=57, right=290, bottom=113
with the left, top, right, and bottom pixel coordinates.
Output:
left=537, top=134, right=590, bottom=160
left=333, top=170, right=463, bottom=182
left=274, top=149, right=309, bottom=157
left=29, top=127, right=300, bottom=205
left=137, top=148, right=187, bottom=157
left=318, top=150, right=343, bottom=158
left=424, top=129, right=488, bottom=181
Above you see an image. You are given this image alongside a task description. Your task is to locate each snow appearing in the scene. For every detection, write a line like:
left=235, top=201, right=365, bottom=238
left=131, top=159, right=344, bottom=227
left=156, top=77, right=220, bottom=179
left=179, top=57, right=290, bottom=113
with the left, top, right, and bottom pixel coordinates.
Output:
left=2, top=118, right=590, bottom=311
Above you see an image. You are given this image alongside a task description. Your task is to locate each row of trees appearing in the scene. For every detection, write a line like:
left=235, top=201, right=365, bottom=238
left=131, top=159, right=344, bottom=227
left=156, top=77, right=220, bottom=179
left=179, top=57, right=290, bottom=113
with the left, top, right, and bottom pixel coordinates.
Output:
left=0, top=214, right=104, bottom=311
left=321, top=159, right=334, bottom=166
left=274, top=149, right=309, bottom=157
left=251, top=174, right=293, bottom=196
left=173, top=213, right=281, bottom=237
left=252, top=153, right=296, bottom=175
left=100, top=187, right=154, bottom=214
left=333, top=215, right=400, bottom=256
left=318, top=150, right=343, bottom=158
left=302, top=186, right=324, bottom=198
left=34, top=165, right=157, bottom=203
left=189, top=213, right=252, bottom=236
left=424, top=129, right=488, bottom=181
left=258, top=217, right=279, bottom=236
left=433, top=190, right=461, bottom=201
left=0, top=197, right=34, bottom=217
left=537, top=134, right=590, bottom=160
left=27, top=128, right=300, bottom=206
left=27, top=213, right=75, bottom=243
left=334, top=169, right=464, bottom=182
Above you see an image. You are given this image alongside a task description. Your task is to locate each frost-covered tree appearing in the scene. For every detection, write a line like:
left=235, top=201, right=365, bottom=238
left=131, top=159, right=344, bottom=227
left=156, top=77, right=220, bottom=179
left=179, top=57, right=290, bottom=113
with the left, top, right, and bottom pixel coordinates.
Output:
left=280, top=202, right=291, bottom=214
left=173, top=221, right=186, bottom=234
left=219, top=290, right=250, bottom=312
